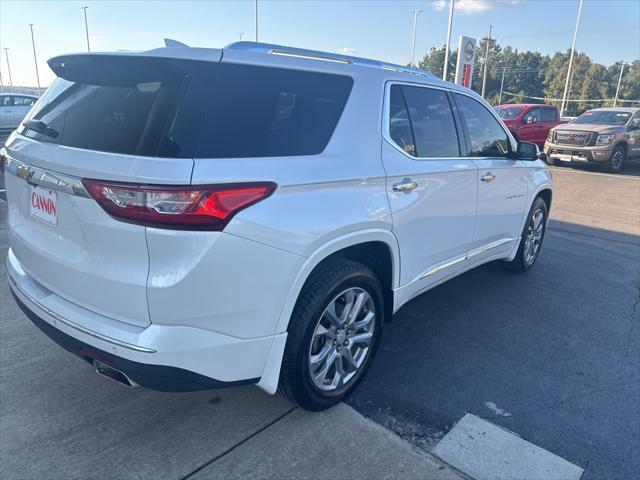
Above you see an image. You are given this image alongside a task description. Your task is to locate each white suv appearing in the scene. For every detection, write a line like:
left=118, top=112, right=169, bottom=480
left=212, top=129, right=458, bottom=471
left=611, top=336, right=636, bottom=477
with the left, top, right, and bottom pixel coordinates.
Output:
left=3, top=42, right=552, bottom=410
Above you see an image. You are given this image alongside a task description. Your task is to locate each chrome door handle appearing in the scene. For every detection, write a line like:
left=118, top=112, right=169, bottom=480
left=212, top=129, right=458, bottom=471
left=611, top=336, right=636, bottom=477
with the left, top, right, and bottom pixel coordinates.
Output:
left=392, top=179, right=418, bottom=192
left=480, top=172, right=495, bottom=182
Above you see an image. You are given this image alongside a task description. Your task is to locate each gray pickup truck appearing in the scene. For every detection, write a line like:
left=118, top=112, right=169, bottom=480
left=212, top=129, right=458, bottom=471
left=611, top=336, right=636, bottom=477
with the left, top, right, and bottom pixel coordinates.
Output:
left=544, top=107, right=640, bottom=172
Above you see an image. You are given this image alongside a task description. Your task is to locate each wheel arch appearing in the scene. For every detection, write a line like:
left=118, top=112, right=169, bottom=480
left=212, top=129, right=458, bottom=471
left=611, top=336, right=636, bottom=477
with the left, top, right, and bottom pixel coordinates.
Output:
left=256, top=230, right=399, bottom=395
left=274, top=229, right=400, bottom=335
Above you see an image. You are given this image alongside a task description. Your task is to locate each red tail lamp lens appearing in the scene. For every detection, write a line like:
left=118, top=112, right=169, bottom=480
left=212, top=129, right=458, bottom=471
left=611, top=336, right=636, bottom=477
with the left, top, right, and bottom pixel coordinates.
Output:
left=82, top=180, right=276, bottom=231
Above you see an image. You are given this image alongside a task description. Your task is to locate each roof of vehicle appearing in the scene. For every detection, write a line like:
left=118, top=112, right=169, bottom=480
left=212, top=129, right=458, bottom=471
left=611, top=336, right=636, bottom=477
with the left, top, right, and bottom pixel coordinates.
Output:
left=0, top=92, right=39, bottom=98
left=47, top=40, right=477, bottom=97
left=495, top=104, right=556, bottom=109
left=586, top=107, right=639, bottom=113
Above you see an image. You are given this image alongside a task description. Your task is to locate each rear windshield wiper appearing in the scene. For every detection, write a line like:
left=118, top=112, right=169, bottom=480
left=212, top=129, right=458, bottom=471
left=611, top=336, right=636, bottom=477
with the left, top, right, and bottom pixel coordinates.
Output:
left=22, top=119, right=59, bottom=139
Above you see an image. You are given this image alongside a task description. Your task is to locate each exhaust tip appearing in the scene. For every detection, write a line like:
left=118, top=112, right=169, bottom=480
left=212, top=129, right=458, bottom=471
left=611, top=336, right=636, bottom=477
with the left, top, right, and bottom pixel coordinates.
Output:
left=94, top=360, right=138, bottom=388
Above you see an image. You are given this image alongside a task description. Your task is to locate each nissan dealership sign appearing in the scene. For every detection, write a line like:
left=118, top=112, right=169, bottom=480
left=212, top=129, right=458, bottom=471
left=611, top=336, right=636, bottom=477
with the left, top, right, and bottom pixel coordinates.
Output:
left=454, top=36, right=477, bottom=88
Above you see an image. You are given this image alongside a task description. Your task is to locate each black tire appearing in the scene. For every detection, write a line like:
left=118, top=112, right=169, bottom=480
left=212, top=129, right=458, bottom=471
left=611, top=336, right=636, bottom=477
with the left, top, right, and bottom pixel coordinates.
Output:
left=606, top=145, right=626, bottom=173
left=505, top=196, right=548, bottom=272
left=279, top=258, right=384, bottom=411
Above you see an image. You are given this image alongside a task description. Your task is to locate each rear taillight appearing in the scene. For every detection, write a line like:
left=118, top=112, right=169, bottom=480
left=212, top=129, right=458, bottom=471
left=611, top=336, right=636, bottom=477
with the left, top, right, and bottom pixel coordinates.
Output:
left=81, top=180, right=276, bottom=231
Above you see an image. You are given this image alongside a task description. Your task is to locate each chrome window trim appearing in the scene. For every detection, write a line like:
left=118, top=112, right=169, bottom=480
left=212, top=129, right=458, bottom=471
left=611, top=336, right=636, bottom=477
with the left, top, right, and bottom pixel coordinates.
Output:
left=382, top=80, right=464, bottom=161
left=8, top=273, right=156, bottom=354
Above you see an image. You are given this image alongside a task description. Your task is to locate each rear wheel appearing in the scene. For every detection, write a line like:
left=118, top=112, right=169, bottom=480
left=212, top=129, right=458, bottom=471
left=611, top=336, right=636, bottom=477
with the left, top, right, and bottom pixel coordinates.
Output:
left=279, top=258, right=384, bottom=411
left=606, top=145, right=626, bottom=173
left=505, top=196, right=548, bottom=272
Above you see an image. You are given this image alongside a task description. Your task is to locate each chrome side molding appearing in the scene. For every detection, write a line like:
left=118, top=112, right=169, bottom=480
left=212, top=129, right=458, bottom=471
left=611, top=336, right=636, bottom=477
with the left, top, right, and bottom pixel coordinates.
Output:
left=420, top=237, right=519, bottom=279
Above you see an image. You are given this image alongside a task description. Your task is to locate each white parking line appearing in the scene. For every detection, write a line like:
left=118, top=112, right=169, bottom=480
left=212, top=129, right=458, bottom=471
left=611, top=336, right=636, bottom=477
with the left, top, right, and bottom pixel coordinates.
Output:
left=432, top=414, right=584, bottom=480
left=550, top=166, right=640, bottom=180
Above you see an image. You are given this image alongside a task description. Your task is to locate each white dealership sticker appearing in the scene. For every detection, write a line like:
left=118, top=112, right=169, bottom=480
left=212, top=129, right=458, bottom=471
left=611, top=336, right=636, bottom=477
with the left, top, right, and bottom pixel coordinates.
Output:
left=30, top=186, right=58, bottom=226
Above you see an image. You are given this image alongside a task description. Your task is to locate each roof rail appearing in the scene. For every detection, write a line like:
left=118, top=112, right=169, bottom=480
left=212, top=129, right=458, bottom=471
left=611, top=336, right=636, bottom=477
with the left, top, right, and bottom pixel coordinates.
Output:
left=225, top=42, right=435, bottom=77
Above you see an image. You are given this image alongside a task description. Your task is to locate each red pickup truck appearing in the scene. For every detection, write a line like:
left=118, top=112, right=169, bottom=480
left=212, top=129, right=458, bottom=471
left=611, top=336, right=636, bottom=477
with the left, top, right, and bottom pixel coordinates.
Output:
left=495, top=104, right=566, bottom=148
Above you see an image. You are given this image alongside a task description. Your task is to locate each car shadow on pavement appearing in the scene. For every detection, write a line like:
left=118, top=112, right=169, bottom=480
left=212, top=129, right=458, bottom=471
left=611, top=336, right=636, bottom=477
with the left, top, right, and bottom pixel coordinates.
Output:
left=347, top=219, right=640, bottom=480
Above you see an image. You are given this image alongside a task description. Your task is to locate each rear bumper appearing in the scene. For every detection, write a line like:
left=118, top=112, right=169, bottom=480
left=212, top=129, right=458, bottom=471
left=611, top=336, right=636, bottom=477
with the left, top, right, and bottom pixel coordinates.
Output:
left=6, top=249, right=282, bottom=392
left=11, top=291, right=257, bottom=391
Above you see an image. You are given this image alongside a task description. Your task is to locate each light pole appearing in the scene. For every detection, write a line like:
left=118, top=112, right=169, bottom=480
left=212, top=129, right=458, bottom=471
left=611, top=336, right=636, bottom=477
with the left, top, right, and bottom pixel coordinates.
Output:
left=560, top=0, right=583, bottom=116
left=254, top=0, right=258, bottom=42
left=29, top=24, right=42, bottom=94
left=498, top=66, right=506, bottom=104
left=613, top=61, right=625, bottom=107
left=81, top=6, right=91, bottom=52
left=442, top=0, right=455, bottom=81
left=481, top=25, right=492, bottom=98
left=3, top=48, right=13, bottom=91
left=238, top=32, right=244, bottom=41
left=409, top=9, right=422, bottom=68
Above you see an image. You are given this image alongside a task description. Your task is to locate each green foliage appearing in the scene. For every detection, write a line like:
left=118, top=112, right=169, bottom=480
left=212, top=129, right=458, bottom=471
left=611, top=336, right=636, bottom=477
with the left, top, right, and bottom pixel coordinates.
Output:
left=416, top=38, right=638, bottom=115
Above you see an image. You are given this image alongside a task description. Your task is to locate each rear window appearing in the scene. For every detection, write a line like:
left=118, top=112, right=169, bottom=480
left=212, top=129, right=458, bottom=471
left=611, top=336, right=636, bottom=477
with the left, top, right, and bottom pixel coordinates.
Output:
left=20, top=57, right=353, bottom=159
left=195, top=63, right=353, bottom=158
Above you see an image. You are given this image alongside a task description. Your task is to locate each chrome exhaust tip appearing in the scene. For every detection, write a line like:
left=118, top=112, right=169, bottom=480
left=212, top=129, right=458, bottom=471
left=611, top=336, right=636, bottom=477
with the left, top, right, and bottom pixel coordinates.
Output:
left=94, top=360, right=138, bottom=388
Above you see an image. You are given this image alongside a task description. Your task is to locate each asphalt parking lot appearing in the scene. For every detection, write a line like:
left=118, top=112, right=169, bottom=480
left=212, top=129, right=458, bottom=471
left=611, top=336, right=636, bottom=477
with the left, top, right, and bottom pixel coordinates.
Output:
left=349, top=165, right=640, bottom=479
left=1, top=161, right=639, bottom=479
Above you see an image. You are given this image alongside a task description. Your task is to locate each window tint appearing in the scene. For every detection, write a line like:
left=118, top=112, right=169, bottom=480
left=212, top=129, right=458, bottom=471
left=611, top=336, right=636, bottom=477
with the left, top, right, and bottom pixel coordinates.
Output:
left=524, top=108, right=541, bottom=124
left=540, top=108, right=557, bottom=122
left=14, top=96, right=36, bottom=106
left=455, top=93, right=510, bottom=157
left=401, top=86, right=460, bottom=157
left=195, top=64, right=353, bottom=158
left=388, top=85, right=416, bottom=156
left=19, top=57, right=212, bottom=158
left=1, top=96, right=12, bottom=106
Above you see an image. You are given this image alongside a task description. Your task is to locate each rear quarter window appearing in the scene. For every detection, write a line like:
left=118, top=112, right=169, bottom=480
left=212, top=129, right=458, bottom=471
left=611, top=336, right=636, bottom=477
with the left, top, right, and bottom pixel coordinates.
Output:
left=194, top=63, right=353, bottom=158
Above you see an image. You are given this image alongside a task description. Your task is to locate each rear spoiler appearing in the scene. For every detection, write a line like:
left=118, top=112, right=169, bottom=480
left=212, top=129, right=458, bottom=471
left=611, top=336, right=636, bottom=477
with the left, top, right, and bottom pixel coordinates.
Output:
left=48, top=47, right=222, bottom=83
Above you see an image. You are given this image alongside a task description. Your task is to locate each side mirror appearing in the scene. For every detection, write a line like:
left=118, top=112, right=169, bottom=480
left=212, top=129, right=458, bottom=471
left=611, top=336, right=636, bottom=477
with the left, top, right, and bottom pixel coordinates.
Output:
left=517, top=141, right=540, bottom=161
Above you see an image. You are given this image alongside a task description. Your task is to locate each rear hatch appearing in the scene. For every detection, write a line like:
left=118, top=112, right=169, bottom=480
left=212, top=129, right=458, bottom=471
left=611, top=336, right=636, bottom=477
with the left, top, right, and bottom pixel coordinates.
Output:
left=4, top=52, right=219, bottom=327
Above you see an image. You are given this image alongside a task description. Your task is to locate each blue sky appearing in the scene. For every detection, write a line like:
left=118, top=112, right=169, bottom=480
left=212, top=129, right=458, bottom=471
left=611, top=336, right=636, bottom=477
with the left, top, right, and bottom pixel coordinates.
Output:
left=1, top=0, right=638, bottom=87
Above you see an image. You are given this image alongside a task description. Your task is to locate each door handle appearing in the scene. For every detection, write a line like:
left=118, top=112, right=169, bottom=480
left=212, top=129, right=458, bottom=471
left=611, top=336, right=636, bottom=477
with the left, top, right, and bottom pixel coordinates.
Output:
left=392, top=179, right=418, bottom=192
left=480, top=172, right=495, bottom=182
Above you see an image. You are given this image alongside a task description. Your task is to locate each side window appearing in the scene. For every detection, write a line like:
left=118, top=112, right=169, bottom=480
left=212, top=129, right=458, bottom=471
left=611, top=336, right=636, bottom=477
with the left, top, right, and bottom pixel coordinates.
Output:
left=388, top=85, right=416, bottom=156
left=454, top=93, right=510, bottom=158
left=401, top=86, right=460, bottom=157
left=540, top=108, right=557, bottom=122
left=524, top=108, right=542, bottom=124
left=14, top=96, right=36, bottom=106
left=196, top=64, right=353, bottom=158
left=1, top=96, right=13, bottom=106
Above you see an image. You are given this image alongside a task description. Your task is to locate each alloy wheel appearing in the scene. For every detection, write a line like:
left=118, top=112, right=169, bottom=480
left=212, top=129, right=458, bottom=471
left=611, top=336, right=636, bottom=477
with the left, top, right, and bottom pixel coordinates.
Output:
left=524, top=208, right=545, bottom=265
left=308, top=287, right=376, bottom=391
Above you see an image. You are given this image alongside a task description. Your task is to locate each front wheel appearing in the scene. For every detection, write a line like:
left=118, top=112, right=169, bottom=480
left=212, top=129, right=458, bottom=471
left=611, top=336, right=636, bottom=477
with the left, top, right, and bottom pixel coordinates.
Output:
left=606, top=145, right=626, bottom=173
left=279, top=259, right=384, bottom=411
left=505, top=196, right=548, bottom=272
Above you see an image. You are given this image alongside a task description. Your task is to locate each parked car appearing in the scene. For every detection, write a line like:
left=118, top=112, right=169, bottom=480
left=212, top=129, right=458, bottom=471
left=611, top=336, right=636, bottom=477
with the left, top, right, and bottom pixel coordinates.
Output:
left=0, top=93, right=39, bottom=131
left=545, top=107, right=640, bottom=172
left=3, top=42, right=552, bottom=411
left=495, top=103, right=565, bottom=147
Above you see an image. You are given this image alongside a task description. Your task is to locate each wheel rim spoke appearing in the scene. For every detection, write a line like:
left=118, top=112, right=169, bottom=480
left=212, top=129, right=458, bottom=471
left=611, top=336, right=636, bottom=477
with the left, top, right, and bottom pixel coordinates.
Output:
left=313, top=349, right=337, bottom=386
left=350, top=331, right=373, bottom=347
left=351, top=311, right=374, bottom=331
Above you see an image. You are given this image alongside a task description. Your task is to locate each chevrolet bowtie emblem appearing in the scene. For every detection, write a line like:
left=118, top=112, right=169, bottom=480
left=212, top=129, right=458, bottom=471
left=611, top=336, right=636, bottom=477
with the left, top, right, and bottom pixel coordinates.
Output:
left=17, top=165, right=33, bottom=180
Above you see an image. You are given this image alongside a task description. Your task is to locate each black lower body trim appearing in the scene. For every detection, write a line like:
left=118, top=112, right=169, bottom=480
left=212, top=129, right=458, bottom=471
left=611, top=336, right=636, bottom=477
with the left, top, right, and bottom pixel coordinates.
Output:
left=11, top=291, right=260, bottom=392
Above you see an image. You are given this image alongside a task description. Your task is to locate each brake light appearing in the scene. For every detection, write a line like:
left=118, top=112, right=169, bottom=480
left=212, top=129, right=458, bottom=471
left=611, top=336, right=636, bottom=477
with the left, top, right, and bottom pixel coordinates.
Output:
left=81, top=180, right=276, bottom=231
